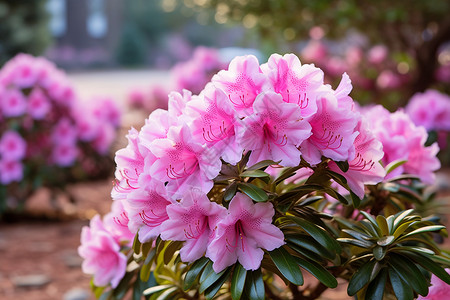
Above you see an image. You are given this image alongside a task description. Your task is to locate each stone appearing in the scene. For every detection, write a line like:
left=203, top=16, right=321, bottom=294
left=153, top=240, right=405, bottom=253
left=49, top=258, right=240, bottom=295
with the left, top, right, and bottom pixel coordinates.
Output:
left=12, top=274, right=51, bottom=288
left=63, top=288, right=90, bottom=300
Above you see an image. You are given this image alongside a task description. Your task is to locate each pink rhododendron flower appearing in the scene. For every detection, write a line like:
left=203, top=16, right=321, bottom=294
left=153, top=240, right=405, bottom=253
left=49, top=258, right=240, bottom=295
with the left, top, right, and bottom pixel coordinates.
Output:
left=103, top=200, right=134, bottom=245
left=362, top=105, right=440, bottom=183
left=376, top=70, right=402, bottom=89
left=160, top=189, right=227, bottom=262
left=149, top=124, right=221, bottom=199
left=1, top=89, right=27, bottom=117
left=0, top=130, right=27, bottom=161
left=406, top=90, right=450, bottom=131
left=185, top=85, right=241, bottom=164
left=78, top=215, right=127, bottom=288
left=237, top=91, right=311, bottom=167
left=212, top=55, right=267, bottom=116
left=328, top=117, right=385, bottom=198
left=113, top=128, right=147, bottom=201
left=125, top=180, right=172, bottom=243
left=206, top=193, right=285, bottom=272
left=0, top=159, right=23, bottom=184
left=261, top=53, right=323, bottom=118
left=27, top=88, right=51, bottom=120
left=417, top=269, right=450, bottom=300
left=301, top=91, right=358, bottom=166
left=92, top=124, right=116, bottom=155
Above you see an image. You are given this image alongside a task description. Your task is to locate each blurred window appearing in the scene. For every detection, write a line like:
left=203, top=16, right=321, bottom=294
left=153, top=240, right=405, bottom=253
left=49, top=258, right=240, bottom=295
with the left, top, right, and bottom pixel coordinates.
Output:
left=87, top=0, right=108, bottom=38
left=47, top=0, right=67, bottom=37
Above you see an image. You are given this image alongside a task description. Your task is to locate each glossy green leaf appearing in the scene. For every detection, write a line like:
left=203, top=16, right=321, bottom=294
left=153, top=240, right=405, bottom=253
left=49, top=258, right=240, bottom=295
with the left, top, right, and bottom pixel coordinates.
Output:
left=337, top=237, right=374, bottom=248
left=205, top=267, right=231, bottom=300
left=183, top=257, right=209, bottom=291
left=163, top=241, right=183, bottom=265
left=376, top=235, right=395, bottom=247
left=244, top=269, right=265, bottom=300
left=326, top=170, right=348, bottom=185
left=388, top=254, right=428, bottom=296
left=348, top=259, right=376, bottom=296
left=143, top=284, right=172, bottom=296
left=372, top=245, right=386, bottom=261
left=393, top=209, right=415, bottom=229
left=285, top=234, right=335, bottom=260
left=389, top=268, right=414, bottom=300
left=287, top=216, right=341, bottom=252
left=385, top=159, right=407, bottom=175
left=269, top=247, right=304, bottom=285
left=274, top=166, right=302, bottom=184
left=398, top=225, right=445, bottom=241
left=238, top=182, right=268, bottom=202
left=247, top=159, right=280, bottom=171
left=294, top=256, right=337, bottom=288
left=224, top=182, right=238, bottom=201
left=231, top=263, right=247, bottom=300
left=404, top=252, right=450, bottom=284
left=240, top=169, right=270, bottom=178
left=199, top=262, right=227, bottom=294
left=133, top=233, right=141, bottom=255
left=376, top=215, right=389, bottom=236
left=366, top=268, right=387, bottom=300
left=342, top=229, right=372, bottom=241
left=156, top=286, right=178, bottom=300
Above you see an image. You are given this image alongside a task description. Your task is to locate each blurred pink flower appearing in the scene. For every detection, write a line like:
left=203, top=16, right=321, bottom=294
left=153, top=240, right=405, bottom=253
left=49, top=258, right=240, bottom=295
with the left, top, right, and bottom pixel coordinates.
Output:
left=0, top=158, right=23, bottom=184
left=52, top=143, right=78, bottom=167
left=27, top=88, right=51, bottom=120
left=368, top=45, right=388, bottom=65
left=0, top=130, right=27, bottom=161
left=1, top=89, right=27, bottom=117
left=406, top=89, right=450, bottom=131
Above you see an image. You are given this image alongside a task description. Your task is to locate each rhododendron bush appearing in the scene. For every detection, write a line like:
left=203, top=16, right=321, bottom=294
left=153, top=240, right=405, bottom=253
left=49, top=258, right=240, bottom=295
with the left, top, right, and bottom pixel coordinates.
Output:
left=80, top=54, right=450, bottom=299
left=0, top=54, right=120, bottom=214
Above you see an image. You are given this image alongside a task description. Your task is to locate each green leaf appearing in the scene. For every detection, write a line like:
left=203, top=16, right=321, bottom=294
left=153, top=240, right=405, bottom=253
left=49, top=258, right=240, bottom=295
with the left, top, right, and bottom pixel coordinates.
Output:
left=163, top=241, right=183, bottom=265
left=348, top=259, right=376, bottom=296
left=398, top=225, right=445, bottom=241
left=240, top=169, right=270, bottom=178
left=98, top=290, right=113, bottom=300
left=274, top=166, right=302, bottom=185
left=388, top=254, right=428, bottom=296
left=134, top=272, right=156, bottom=300
left=238, top=182, right=268, bottom=202
left=269, top=247, right=304, bottom=285
left=287, top=216, right=341, bottom=253
left=326, top=170, right=348, bottom=185
left=372, top=246, right=386, bottom=261
left=231, top=263, right=247, bottom=300
left=337, top=237, right=373, bottom=248
left=376, top=235, right=395, bottom=247
left=335, top=160, right=349, bottom=172
left=360, top=211, right=382, bottom=237
left=133, top=233, right=141, bottom=255
left=350, top=190, right=361, bottom=208
left=366, top=268, right=387, bottom=300
left=389, top=268, right=414, bottom=300
left=224, top=182, right=238, bottom=201
left=285, top=234, right=335, bottom=260
left=342, top=229, right=372, bottom=241
left=199, top=262, right=228, bottom=294
left=294, top=256, right=337, bottom=288
left=244, top=269, right=265, bottom=300
left=247, top=159, right=280, bottom=171
left=376, top=215, right=389, bottom=236
left=183, top=257, right=209, bottom=291
left=385, top=159, right=407, bottom=175
left=156, top=286, right=178, bottom=300
left=404, top=252, right=450, bottom=284
left=393, top=209, right=415, bottom=229
left=205, top=267, right=232, bottom=300
left=143, top=284, right=172, bottom=296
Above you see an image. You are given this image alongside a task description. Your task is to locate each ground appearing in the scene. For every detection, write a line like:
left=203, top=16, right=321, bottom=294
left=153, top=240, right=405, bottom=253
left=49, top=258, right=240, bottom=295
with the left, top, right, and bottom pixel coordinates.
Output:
left=0, top=70, right=449, bottom=300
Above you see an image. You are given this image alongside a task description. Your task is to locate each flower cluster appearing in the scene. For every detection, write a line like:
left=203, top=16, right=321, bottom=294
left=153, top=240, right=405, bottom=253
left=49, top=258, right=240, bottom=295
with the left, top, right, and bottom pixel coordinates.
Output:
left=0, top=54, right=121, bottom=209
left=127, top=47, right=227, bottom=112
left=362, top=105, right=441, bottom=184
left=81, top=53, right=449, bottom=299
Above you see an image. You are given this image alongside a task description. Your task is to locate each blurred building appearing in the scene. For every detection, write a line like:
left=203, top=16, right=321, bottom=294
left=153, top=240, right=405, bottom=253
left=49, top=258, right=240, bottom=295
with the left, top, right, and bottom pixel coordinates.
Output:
left=46, top=0, right=125, bottom=68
